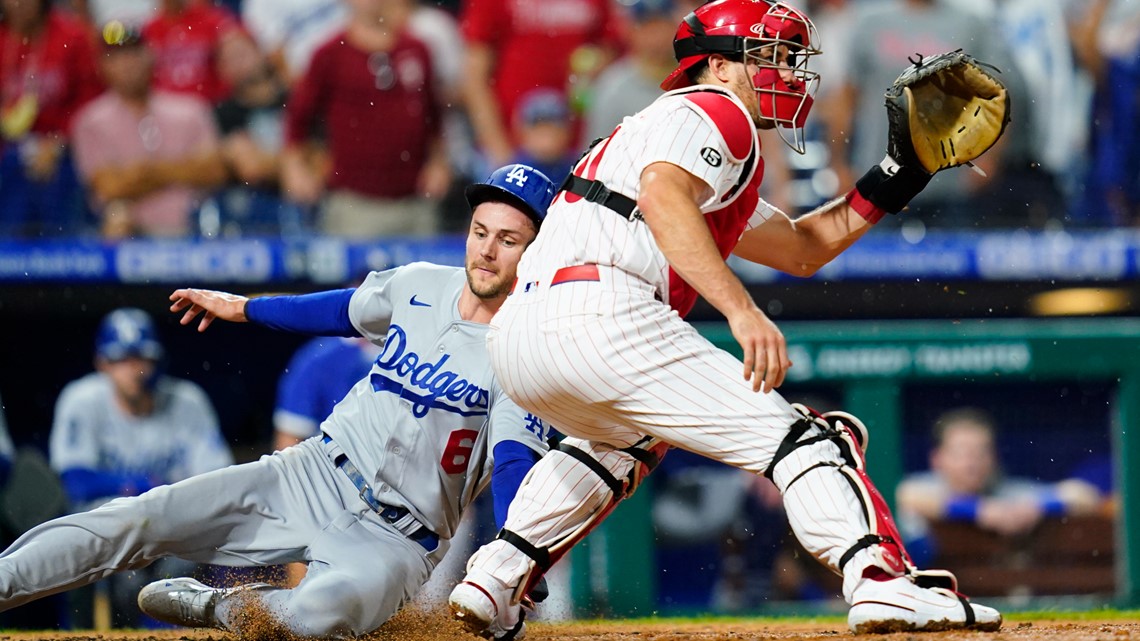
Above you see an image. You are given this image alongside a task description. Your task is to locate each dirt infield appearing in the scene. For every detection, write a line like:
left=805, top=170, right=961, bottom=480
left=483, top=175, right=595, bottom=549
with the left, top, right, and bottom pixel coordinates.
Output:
left=1, top=610, right=1137, bottom=641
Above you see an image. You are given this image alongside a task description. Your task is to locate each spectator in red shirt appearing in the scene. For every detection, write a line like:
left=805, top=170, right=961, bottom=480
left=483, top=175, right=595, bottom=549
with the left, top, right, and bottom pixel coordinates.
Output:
left=0, top=0, right=102, bottom=237
left=142, top=0, right=239, bottom=104
left=282, top=0, right=450, bottom=238
left=71, top=25, right=226, bottom=238
left=459, top=0, right=621, bottom=167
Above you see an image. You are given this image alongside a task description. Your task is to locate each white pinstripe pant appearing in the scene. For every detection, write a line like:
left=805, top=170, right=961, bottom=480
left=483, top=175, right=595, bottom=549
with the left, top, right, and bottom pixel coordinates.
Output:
left=474, top=271, right=876, bottom=602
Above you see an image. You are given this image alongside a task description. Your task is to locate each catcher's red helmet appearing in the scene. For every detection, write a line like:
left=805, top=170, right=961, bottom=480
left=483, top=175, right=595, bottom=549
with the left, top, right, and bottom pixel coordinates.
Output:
left=661, top=0, right=821, bottom=152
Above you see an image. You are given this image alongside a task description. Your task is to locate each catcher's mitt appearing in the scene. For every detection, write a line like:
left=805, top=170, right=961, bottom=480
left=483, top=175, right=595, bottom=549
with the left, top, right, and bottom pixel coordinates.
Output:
left=885, top=49, right=1010, bottom=174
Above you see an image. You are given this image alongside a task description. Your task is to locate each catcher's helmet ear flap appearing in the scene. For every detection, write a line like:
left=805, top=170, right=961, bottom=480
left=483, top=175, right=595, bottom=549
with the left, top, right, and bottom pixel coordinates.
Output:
left=464, top=164, right=556, bottom=228
left=95, top=308, right=164, bottom=362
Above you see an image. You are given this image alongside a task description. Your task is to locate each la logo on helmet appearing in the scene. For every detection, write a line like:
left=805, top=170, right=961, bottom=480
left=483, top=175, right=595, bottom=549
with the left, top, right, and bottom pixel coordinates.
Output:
left=506, top=166, right=529, bottom=187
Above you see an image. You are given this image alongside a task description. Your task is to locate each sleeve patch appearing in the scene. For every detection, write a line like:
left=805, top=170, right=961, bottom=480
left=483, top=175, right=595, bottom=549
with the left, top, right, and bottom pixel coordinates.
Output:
left=683, top=91, right=755, bottom=162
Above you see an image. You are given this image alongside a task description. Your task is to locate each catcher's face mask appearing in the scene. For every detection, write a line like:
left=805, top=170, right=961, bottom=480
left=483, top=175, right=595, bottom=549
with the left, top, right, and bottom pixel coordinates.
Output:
left=663, top=0, right=821, bottom=154
left=744, top=3, right=820, bottom=154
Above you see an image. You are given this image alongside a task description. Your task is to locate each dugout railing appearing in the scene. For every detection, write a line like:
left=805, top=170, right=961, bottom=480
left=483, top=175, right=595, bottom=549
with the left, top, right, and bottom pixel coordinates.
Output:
left=570, top=318, right=1140, bottom=617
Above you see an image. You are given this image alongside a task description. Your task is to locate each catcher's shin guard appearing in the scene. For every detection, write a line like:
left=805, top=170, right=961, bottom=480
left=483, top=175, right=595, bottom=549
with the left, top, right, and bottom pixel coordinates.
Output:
left=493, top=436, right=669, bottom=604
left=768, top=406, right=955, bottom=593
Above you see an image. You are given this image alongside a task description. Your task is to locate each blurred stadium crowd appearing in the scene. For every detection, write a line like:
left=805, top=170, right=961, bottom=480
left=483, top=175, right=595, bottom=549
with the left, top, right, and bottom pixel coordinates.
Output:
left=1, top=0, right=1139, bottom=241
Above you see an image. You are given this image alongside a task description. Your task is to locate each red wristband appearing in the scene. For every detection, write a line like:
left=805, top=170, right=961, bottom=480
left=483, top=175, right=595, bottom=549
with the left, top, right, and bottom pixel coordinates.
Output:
left=845, top=188, right=886, bottom=224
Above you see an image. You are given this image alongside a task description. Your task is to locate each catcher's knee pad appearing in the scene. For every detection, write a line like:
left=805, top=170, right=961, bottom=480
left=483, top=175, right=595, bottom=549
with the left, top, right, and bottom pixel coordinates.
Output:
left=783, top=403, right=869, bottom=467
left=821, top=409, right=869, bottom=460
left=556, top=435, right=666, bottom=502
left=766, top=405, right=914, bottom=580
left=498, top=436, right=668, bottom=601
left=764, top=404, right=862, bottom=488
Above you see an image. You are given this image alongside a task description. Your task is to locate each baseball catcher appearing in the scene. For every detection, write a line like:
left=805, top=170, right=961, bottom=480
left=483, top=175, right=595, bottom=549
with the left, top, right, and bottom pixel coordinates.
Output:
left=446, top=0, right=1013, bottom=637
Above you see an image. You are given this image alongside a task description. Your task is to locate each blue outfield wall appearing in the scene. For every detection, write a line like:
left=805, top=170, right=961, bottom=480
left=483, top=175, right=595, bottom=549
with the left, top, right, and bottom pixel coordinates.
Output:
left=2, top=228, right=1140, bottom=284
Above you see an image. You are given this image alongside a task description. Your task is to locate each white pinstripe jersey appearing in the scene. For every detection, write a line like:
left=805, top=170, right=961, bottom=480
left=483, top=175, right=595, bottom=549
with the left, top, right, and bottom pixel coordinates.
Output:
left=514, top=84, right=780, bottom=317
left=323, top=263, right=550, bottom=539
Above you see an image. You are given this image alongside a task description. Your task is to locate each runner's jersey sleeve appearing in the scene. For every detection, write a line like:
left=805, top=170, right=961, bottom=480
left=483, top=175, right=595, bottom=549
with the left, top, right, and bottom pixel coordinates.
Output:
left=487, top=390, right=550, bottom=456
left=347, top=267, right=401, bottom=341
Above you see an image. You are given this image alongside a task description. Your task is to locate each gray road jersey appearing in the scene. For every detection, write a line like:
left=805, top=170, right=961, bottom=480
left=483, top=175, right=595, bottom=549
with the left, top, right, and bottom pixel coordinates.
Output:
left=323, top=263, right=550, bottom=540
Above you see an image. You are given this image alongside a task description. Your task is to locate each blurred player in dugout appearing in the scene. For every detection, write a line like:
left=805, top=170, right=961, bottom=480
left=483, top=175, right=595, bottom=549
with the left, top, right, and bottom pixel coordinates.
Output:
left=896, top=407, right=1104, bottom=565
left=49, top=307, right=233, bottom=627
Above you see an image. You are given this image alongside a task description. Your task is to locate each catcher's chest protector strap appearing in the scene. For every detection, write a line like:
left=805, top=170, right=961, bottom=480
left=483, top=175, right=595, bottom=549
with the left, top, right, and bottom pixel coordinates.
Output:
left=559, top=134, right=638, bottom=219
left=560, top=174, right=638, bottom=220
left=561, top=88, right=758, bottom=221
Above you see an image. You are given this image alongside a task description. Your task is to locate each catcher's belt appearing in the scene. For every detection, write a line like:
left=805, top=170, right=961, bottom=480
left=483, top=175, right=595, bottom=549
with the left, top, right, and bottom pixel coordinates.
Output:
left=509, top=264, right=600, bottom=295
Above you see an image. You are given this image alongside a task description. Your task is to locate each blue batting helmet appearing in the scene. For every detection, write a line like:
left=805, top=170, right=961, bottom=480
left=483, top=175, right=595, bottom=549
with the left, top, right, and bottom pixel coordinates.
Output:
left=464, top=164, right=556, bottom=227
left=95, top=308, right=164, bottom=362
